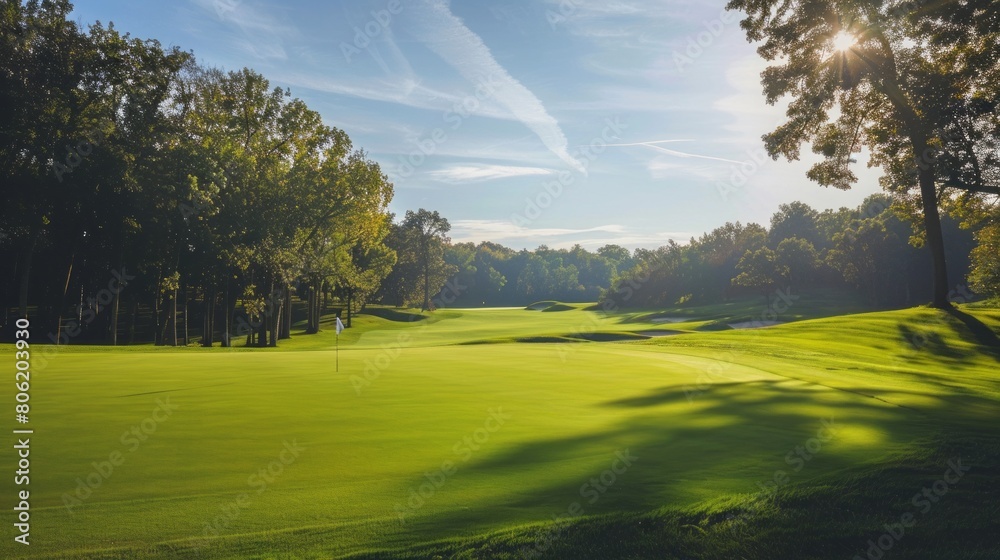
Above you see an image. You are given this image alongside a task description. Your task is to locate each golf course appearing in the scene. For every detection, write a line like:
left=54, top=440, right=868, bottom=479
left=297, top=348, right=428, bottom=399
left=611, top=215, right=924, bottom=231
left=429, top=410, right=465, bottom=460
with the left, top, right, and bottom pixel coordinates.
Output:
left=4, top=3, right=1000, bottom=557
left=3, top=296, right=999, bottom=559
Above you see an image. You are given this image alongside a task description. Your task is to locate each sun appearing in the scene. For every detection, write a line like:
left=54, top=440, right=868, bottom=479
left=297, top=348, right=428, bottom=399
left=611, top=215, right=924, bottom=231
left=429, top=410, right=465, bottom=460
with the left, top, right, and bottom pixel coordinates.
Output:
left=832, top=31, right=858, bottom=52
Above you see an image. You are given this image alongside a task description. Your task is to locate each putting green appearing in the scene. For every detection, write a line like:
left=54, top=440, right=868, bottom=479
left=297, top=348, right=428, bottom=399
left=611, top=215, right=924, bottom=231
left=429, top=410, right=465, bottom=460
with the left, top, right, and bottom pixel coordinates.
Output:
left=1, top=304, right=997, bottom=558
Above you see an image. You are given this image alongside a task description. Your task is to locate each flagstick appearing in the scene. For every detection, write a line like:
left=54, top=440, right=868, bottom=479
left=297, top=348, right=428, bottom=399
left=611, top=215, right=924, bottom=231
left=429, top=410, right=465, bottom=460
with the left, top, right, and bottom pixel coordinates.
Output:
left=336, top=330, right=339, bottom=372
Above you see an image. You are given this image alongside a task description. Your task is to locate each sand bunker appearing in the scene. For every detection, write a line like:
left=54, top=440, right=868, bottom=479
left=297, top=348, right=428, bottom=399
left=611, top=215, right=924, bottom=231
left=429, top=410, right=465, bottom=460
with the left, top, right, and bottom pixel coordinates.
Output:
left=727, top=321, right=784, bottom=329
left=636, top=330, right=684, bottom=337
left=651, top=317, right=687, bottom=323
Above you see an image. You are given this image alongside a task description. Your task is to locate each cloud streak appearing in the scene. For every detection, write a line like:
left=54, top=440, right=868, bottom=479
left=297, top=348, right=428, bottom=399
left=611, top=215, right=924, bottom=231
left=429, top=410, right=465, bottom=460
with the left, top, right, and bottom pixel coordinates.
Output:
left=450, top=220, right=692, bottom=250
left=410, top=0, right=586, bottom=174
left=606, top=139, right=745, bottom=165
left=428, top=164, right=556, bottom=183
left=197, top=0, right=295, bottom=60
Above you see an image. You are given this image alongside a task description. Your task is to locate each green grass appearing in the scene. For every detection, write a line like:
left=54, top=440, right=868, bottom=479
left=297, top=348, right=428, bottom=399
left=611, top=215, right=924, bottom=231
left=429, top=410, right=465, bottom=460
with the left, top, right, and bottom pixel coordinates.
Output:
left=1, top=295, right=998, bottom=559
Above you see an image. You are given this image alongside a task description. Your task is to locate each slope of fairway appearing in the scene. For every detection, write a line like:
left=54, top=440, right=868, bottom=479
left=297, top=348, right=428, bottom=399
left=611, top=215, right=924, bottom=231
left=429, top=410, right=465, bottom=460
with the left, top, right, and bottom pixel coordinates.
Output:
left=1, top=303, right=998, bottom=559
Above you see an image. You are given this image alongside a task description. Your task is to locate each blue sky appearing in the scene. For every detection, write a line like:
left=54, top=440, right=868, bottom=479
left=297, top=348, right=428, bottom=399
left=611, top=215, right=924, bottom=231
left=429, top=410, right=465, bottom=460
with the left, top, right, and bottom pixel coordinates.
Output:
left=71, top=0, right=881, bottom=250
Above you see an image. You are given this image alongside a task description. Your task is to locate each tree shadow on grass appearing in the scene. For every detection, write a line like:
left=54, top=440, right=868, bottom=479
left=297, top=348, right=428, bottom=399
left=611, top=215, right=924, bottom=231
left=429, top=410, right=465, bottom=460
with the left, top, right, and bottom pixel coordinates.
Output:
left=944, top=307, right=1000, bottom=361
left=897, top=323, right=972, bottom=362
left=391, top=377, right=950, bottom=532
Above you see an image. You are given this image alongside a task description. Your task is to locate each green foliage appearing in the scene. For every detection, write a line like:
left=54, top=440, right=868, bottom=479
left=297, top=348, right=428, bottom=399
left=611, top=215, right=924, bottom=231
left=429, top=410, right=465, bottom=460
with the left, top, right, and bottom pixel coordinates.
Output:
left=0, top=4, right=394, bottom=345
left=725, top=0, right=1000, bottom=307
left=969, top=223, right=1000, bottom=296
left=732, top=247, right=782, bottom=295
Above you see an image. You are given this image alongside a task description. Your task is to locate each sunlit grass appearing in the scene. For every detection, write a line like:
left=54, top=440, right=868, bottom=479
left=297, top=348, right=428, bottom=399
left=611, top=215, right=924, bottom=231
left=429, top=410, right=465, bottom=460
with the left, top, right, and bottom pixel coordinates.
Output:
left=0, top=296, right=997, bottom=558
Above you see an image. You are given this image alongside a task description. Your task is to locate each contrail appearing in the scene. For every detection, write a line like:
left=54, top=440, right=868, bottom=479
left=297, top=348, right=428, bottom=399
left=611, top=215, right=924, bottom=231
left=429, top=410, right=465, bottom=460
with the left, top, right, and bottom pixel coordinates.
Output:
left=605, top=139, right=745, bottom=165
left=411, top=0, right=587, bottom=175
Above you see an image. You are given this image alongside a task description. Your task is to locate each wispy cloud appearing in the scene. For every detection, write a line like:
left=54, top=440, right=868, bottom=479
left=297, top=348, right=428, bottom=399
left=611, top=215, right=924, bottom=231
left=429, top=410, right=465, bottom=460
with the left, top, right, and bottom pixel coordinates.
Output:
left=410, top=0, right=586, bottom=174
left=450, top=220, right=692, bottom=250
left=606, top=139, right=745, bottom=165
left=427, top=164, right=556, bottom=183
left=451, top=220, right=625, bottom=241
left=281, top=72, right=516, bottom=122
left=195, top=0, right=295, bottom=60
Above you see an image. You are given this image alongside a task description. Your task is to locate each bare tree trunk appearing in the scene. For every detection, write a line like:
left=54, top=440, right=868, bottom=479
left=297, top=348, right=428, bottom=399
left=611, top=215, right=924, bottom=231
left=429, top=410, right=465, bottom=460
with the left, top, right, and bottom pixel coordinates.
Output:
left=917, top=163, right=950, bottom=308
left=269, top=286, right=282, bottom=347
left=347, top=288, right=353, bottom=328
left=281, top=288, right=292, bottom=340
left=110, top=289, right=120, bottom=345
left=127, top=300, right=138, bottom=345
left=203, top=288, right=216, bottom=347
left=221, top=282, right=231, bottom=347
left=171, top=286, right=178, bottom=346
left=423, top=260, right=430, bottom=311
left=18, top=229, right=40, bottom=318
left=183, top=284, right=189, bottom=346
left=56, top=252, right=75, bottom=345
left=154, top=288, right=162, bottom=346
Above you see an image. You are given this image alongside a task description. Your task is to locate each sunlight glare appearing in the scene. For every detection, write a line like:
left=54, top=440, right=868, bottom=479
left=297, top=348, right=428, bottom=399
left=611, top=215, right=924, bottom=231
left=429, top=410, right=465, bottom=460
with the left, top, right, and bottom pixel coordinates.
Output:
left=832, top=31, right=857, bottom=52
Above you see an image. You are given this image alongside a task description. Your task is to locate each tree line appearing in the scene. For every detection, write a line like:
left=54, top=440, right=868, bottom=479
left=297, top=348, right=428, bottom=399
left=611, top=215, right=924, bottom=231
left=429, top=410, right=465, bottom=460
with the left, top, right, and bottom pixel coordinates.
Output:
left=388, top=197, right=990, bottom=315
left=601, top=196, right=983, bottom=310
left=2, top=0, right=394, bottom=346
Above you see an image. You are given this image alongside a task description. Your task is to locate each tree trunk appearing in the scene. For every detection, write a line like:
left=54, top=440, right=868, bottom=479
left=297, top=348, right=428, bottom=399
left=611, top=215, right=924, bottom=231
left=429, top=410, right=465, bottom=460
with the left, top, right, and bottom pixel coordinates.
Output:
left=423, top=260, right=430, bottom=311
left=347, top=288, right=353, bottom=328
left=269, top=287, right=282, bottom=347
left=110, top=289, right=120, bottom=346
left=917, top=164, right=951, bottom=308
left=127, top=299, right=139, bottom=345
left=203, top=288, right=216, bottom=347
left=154, top=289, right=162, bottom=346
left=222, top=282, right=232, bottom=347
left=281, top=288, right=292, bottom=340
left=257, top=314, right=267, bottom=347
left=171, top=286, right=178, bottom=346
left=183, top=284, right=189, bottom=346
left=56, top=252, right=75, bottom=345
left=18, top=229, right=40, bottom=318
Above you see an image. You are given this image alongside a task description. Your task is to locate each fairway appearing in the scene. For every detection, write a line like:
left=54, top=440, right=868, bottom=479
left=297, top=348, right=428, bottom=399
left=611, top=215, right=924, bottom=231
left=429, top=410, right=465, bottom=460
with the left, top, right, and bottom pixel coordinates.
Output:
left=3, top=304, right=998, bottom=559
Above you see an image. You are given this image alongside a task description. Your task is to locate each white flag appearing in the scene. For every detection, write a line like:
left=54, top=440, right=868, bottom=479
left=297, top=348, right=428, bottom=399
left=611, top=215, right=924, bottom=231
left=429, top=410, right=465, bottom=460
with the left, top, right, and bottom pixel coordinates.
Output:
left=335, top=316, right=345, bottom=335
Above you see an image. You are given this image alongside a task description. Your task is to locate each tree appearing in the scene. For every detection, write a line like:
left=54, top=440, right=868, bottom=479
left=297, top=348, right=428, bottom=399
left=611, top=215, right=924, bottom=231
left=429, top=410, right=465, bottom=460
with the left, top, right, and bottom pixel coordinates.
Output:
left=826, top=216, right=905, bottom=306
left=597, top=244, right=634, bottom=273
left=727, top=0, right=1000, bottom=307
left=769, top=202, right=821, bottom=248
left=968, top=224, right=1000, bottom=298
left=775, top=237, right=819, bottom=289
left=732, top=247, right=783, bottom=306
left=400, top=209, right=453, bottom=310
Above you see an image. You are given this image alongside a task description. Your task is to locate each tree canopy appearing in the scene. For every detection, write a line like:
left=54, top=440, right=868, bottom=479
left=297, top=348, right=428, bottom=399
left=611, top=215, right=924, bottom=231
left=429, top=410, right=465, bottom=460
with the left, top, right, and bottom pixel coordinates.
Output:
left=725, top=0, right=1000, bottom=307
